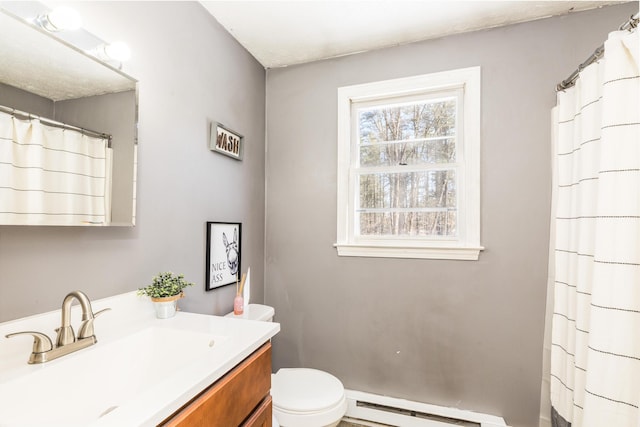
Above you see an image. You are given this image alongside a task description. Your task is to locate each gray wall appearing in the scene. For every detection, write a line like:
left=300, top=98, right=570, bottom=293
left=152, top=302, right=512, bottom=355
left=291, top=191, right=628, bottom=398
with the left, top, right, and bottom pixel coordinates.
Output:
left=265, top=4, right=638, bottom=427
left=0, top=82, right=53, bottom=116
left=0, top=2, right=265, bottom=320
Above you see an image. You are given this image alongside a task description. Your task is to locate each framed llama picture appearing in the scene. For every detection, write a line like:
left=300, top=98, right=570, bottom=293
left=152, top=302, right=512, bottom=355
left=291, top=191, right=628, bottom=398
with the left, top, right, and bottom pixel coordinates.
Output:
left=205, top=221, right=241, bottom=291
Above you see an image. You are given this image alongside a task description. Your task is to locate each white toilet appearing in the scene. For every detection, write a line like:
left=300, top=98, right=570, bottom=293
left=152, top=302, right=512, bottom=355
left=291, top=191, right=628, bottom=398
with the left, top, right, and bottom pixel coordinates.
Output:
left=226, top=304, right=347, bottom=427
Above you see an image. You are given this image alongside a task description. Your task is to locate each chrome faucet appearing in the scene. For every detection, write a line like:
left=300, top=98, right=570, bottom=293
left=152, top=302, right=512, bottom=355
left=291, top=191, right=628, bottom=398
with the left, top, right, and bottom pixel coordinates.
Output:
left=5, top=290, right=110, bottom=364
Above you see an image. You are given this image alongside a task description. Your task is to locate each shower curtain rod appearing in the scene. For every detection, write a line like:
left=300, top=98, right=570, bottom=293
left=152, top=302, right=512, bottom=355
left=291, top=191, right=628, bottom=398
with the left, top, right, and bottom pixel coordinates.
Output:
left=556, top=12, right=639, bottom=91
left=0, top=104, right=112, bottom=147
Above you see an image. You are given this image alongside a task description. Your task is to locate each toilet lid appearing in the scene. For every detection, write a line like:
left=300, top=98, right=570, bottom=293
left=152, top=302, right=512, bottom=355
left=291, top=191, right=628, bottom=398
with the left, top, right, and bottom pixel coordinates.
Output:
left=271, top=368, right=345, bottom=413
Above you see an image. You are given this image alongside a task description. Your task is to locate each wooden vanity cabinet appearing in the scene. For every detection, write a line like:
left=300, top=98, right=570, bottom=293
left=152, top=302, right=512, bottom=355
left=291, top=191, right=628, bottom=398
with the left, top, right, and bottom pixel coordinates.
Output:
left=161, top=342, right=272, bottom=427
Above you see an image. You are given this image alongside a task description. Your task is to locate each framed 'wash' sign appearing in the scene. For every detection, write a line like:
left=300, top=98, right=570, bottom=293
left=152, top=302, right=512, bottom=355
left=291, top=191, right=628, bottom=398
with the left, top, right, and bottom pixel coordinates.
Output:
left=205, top=222, right=241, bottom=291
left=210, top=122, right=243, bottom=160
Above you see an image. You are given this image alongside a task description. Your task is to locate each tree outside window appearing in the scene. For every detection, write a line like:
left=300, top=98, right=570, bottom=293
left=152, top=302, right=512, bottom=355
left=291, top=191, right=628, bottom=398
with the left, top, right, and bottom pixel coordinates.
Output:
left=356, top=97, right=458, bottom=238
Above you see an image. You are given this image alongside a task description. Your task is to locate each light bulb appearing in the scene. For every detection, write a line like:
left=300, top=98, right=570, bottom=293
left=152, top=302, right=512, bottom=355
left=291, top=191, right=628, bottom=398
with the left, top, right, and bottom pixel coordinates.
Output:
left=36, top=6, right=83, bottom=32
left=87, top=42, right=132, bottom=63
left=104, top=42, right=131, bottom=62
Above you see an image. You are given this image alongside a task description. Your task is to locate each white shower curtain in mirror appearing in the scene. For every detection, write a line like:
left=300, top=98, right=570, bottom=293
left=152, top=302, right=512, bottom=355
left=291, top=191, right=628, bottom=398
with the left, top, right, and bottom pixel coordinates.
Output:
left=0, top=112, right=112, bottom=225
left=550, top=28, right=639, bottom=426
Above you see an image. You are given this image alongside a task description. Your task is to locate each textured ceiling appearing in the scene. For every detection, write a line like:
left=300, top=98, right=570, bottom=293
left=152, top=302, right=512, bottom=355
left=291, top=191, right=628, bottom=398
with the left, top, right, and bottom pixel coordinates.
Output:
left=201, top=1, right=631, bottom=68
left=0, top=9, right=135, bottom=102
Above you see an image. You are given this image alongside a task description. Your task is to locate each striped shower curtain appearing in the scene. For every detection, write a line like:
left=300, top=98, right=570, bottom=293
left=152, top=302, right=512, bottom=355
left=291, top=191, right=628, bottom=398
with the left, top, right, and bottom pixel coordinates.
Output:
left=0, top=111, right=112, bottom=225
left=550, top=28, right=639, bottom=426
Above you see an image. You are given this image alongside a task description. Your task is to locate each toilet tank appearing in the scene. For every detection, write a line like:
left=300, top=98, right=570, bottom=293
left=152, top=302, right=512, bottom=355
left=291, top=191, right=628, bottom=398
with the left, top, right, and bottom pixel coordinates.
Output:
left=225, top=304, right=274, bottom=322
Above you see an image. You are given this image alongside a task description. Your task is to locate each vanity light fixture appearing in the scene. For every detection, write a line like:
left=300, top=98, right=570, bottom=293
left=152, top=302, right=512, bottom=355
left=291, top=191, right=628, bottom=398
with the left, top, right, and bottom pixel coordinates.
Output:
left=88, top=41, right=132, bottom=62
left=34, top=6, right=82, bottom=32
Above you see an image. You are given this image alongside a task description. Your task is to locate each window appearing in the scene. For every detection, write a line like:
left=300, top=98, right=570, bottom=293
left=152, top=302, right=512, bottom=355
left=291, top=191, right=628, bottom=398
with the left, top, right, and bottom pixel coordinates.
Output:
left=335, top=67, right=482, bottom=260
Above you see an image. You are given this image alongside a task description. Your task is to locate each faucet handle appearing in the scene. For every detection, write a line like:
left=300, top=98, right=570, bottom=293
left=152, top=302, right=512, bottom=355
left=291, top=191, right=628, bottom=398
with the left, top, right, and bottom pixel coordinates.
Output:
left=5, top=331, right=53, bottom=354
left=55, top=325, right=75, bottom=347
left=94, top=308, right=112, bottom=318
left=78, top=307, right=111, bottom=339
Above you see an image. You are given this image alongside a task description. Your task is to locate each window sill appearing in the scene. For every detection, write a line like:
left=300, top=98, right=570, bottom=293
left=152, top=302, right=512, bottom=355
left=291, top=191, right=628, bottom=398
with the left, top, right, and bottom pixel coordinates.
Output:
left=334, top=243, right=484, bottom=260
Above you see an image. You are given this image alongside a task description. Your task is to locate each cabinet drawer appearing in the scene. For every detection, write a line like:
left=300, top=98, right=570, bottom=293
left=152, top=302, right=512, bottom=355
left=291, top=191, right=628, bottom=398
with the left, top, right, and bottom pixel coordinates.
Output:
left=241, top=395, right=272, bottom=427
left=162, top=343, right=271, bottom=427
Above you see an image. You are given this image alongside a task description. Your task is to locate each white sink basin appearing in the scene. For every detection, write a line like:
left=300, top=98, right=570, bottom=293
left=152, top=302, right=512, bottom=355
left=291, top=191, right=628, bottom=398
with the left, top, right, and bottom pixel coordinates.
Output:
left=0, top=292, right=279, bottom=427
left=0, top=326, right=223, bottom=426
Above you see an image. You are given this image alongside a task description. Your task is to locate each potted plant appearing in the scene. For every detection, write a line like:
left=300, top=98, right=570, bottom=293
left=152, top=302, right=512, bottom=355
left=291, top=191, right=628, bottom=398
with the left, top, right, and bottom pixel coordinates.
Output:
left=138, top=272, right=194, bottom=319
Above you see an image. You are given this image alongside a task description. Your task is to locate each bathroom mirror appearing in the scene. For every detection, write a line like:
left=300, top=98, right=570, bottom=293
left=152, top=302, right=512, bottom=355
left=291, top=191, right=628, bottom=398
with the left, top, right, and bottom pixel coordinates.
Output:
left=0, top=3, right=138, bottom=226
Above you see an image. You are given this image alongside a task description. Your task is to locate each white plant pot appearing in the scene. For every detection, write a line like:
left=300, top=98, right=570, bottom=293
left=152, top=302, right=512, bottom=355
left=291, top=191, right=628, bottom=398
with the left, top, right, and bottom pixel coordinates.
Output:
left=151, top=292, right=183, bottom=319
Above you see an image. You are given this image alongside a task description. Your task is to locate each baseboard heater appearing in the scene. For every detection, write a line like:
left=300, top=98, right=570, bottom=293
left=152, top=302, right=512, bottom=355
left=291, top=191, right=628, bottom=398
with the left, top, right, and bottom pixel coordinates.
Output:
left=343, top=390, right=509, bottom=427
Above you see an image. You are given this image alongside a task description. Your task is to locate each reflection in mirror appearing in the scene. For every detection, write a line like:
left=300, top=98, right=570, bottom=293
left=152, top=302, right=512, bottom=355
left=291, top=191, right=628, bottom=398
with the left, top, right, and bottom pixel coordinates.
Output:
left=0, top=2, right=138, bottom=226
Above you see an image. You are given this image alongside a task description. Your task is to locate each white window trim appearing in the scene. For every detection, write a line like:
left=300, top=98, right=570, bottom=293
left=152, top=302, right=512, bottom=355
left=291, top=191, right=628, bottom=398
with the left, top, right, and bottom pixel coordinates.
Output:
left=335, top=67, right=483, bottom=260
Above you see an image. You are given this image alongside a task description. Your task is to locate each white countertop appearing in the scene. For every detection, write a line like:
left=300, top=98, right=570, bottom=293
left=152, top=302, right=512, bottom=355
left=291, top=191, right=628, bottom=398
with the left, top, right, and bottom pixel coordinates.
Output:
left=0, top=291, right=280, bottom=427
